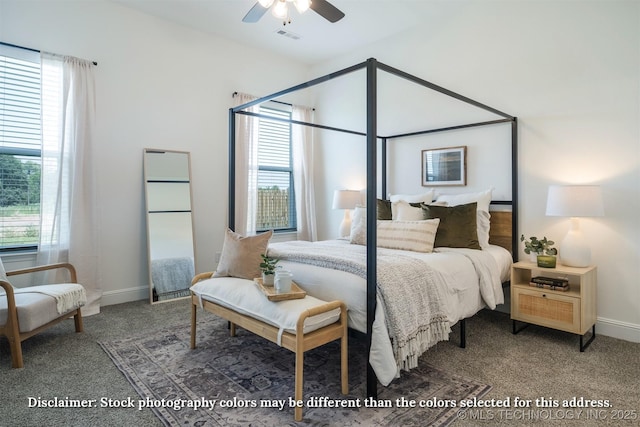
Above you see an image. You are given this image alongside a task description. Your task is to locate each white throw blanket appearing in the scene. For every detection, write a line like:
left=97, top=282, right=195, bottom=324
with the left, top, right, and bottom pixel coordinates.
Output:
left=9, top=284, right=87, bottom=314
left=268, top=240, right=451, bottom=372
left=435, top=247, right=505, bottom=309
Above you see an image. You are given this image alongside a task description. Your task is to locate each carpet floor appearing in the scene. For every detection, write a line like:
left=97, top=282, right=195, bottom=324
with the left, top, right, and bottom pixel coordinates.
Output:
left=99, top=314, right=490, bottom=426
left=2, top=298, right=639, bottom=427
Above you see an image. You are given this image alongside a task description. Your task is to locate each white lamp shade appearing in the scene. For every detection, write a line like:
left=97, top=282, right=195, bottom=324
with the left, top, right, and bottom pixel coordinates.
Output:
left=332, top=190, right=361, bottom=210
left=332, top=190, right=361, bottom=238
left=545, top=185, right=604, bottom=217
left=545, top=184, right=604, bottom=267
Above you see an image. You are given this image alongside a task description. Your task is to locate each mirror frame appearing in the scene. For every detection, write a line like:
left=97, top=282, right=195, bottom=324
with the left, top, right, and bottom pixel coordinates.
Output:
left=143, top=148, right=196, bottom=304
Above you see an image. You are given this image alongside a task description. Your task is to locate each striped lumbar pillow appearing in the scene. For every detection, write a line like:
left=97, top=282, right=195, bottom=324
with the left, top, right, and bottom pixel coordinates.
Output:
left=377, top=219, right=440, bottom=253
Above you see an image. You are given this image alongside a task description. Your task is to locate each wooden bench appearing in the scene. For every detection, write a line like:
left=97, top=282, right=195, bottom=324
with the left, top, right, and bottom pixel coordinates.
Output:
left=190, top=274, right=348, bottom=421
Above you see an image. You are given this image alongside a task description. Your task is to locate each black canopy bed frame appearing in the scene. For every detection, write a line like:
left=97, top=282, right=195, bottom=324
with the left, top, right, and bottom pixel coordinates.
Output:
left=228, top=58, right=518, bottom=398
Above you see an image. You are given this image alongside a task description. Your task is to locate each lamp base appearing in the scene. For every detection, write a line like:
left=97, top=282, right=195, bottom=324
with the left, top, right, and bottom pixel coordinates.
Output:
left=338, top=210, right=352, bottom=238
left=560, top=218, right=591, bottom=267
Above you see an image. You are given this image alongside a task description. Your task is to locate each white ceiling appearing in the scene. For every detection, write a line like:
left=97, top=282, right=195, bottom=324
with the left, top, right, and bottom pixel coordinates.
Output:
left=110, top=0, right=454, bottom=65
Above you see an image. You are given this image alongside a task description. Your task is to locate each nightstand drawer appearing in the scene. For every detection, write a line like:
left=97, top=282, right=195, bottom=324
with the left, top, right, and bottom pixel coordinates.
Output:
left=512, top=287, right=581, bottom=334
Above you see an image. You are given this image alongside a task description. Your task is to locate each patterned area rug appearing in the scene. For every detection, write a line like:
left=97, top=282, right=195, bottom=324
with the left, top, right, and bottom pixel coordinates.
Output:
left=100, top=315, right=490, bottom=426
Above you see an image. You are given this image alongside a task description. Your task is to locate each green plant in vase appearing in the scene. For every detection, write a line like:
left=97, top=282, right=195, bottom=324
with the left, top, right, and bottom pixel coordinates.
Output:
left=520, top=235, right=558, bottom=268
left=259, top=254, right=279, bottom=285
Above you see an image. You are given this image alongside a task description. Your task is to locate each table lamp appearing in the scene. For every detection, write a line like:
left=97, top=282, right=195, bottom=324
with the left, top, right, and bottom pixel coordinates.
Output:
left=332, top=189, right=361, bottom=238
left=545, top=185, right=604, bottom=267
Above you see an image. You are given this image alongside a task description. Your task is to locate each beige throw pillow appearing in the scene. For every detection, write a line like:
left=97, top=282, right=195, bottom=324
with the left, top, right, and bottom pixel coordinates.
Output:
left=377, top=219, right=440, bottom=253
left=350, top=210, right=440, bottom=253
left=349, top=206, right=367, bottom=245
left=214, top=229, right=273, bottom=280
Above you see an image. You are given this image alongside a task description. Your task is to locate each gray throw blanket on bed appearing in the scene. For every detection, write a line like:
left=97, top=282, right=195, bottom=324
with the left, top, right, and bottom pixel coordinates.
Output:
left=268, top=240, right=451, bottom=372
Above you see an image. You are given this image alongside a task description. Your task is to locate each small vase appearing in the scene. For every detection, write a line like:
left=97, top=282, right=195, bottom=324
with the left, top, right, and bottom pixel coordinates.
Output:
left=537, top=255, right=557, bottom=268
left=262, top=272, right=274, bottom=286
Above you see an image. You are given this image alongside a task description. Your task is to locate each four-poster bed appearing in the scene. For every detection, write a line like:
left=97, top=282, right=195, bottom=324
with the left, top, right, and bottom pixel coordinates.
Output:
left=228, top=58, right=518, bottom=397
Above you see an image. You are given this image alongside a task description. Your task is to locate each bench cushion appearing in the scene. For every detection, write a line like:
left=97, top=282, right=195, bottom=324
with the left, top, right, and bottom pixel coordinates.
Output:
left=191, top=277, right=341, bottom=344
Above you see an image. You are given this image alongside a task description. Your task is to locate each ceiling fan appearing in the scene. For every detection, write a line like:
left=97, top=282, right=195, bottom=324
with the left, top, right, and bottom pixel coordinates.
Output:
left=243, top=0, right=345, bottom=25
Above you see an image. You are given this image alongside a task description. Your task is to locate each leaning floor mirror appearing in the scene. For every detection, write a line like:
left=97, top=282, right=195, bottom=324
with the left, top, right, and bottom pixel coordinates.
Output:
left=144, top=149, right=196, bottom=304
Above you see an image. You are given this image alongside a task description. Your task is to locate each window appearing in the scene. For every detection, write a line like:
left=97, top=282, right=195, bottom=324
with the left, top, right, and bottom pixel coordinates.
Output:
left=256, top=105, right=296, bottom=232
left=0, top=45, right=42, bottom=252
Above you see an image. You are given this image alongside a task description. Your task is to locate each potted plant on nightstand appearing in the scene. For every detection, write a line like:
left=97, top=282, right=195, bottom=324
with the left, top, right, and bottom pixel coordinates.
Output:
left=259, top=254, right=279, bottom=286
left=520, top=235, right=558, bottom=268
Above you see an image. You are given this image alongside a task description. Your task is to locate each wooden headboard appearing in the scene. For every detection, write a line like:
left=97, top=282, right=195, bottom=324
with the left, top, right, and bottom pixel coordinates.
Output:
left=489, top=211, right=512, bottom=254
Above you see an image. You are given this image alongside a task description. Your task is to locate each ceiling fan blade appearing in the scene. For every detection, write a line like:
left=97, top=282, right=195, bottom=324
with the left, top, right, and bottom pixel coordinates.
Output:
left=310, top=0, right=345, bottom=23
left=242, top=2, right=269, bottom=23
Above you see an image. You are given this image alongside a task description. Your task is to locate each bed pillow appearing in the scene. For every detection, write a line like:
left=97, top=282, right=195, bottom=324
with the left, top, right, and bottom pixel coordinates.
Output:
left=376, top=199, right=392, bottom=220
left=377, top=219, right=440, bottom=253
left=350, top=206, right=367, bottom=245
left=389, top=190, right=435, bottom=204
left=435, top=188, right=492, bottom=249
left=392, top=200, right=425, bottom=221
left=351, top=209, right=440, bottom=253
left=214, top=229, right=273, bottom=280
left=422, top=202, right=481, bottom=249
left=389, top=190, right=435, bottom=219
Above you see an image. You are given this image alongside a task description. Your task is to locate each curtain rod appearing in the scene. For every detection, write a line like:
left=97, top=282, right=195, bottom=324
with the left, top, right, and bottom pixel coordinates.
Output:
left=0, top=41, right=98, bottom=66
left=232, top=91, right=314, bottom=111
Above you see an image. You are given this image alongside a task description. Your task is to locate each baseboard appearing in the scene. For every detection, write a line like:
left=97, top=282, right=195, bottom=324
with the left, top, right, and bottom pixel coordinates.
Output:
left=596, top=316, right=640, bottom=343
left=97, top=286, right=639, bottom=343
left=101, top=285, right=148, bottom=306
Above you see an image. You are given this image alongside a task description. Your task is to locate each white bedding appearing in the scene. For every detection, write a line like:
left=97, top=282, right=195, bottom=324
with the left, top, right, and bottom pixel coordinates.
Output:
left=268, top=240, right=510, bottom=386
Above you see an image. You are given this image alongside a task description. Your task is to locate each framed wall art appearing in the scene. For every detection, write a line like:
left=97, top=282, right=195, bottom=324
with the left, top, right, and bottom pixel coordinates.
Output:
left=422, top=146, right=467, bottom=186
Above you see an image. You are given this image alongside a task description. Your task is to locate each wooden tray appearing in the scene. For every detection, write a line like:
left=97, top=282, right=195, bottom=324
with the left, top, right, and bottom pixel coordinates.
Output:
left=254, top=278, right=307, bottom=301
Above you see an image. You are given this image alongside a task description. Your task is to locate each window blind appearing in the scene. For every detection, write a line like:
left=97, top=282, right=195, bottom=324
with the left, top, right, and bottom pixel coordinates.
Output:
left=0, top=44, right=42, bottom=251
left=257, top=106, right=296, bottom=231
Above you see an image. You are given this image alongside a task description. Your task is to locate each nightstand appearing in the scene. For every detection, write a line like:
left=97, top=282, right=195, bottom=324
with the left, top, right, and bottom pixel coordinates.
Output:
left=511, top=261, right=597, bottom=351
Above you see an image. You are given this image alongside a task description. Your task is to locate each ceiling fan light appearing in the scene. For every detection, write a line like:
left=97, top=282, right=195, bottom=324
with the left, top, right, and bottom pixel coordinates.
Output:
left=258, top=0, right=275, bottom=7
left=272, top=0, right=288, bottom=19
left=293, top=0, right=311, bottom=13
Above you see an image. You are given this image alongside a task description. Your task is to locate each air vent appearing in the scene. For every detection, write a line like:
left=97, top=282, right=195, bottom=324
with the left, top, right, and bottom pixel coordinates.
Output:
left=275, top=29, right=301, bottom=40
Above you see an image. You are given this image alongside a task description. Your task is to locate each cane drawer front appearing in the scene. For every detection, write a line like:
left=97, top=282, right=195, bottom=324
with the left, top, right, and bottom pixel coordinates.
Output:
left=512, top=287, right=581, bottom=334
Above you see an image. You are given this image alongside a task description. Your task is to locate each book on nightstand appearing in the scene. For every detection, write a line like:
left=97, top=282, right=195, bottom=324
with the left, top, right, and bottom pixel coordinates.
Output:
left=529, top=281, right=570, bottom=291
left=531, top=276, right=569, bottom=286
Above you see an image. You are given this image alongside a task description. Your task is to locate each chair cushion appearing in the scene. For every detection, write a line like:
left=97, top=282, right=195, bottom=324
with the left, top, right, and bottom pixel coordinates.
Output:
left=0, top=284, right=85, bottom=333
left=1, top=293, right=68, bottom=333
left=191, top=277, right=341, bottom=345
left=0, top=258, right=7, bottom=282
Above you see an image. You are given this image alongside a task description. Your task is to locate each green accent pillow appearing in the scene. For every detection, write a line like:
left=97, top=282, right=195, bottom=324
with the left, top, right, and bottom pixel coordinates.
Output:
left=376, top=199, right=392, bottom=220
left=421, top=202, right=481, bottom=249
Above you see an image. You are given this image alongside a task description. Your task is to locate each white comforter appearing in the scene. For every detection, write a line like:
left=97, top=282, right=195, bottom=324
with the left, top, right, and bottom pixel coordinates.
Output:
left=268, top=240, right=508, bottom=386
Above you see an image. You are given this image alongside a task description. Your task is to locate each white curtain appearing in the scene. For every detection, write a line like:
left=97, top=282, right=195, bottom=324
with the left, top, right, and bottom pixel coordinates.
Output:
left=36, top=53, right=101, bottom=316
left=233, top=93, right=260, bottom=235
left=292, top=105, right=317, bottom=241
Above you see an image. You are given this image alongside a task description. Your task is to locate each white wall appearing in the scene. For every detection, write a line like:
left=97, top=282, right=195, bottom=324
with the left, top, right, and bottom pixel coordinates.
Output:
left=1, top=0, right=637, bottom=342
left=310, top=1, right=640, bottom=342
left=0, top=0, right=311, bottom=304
